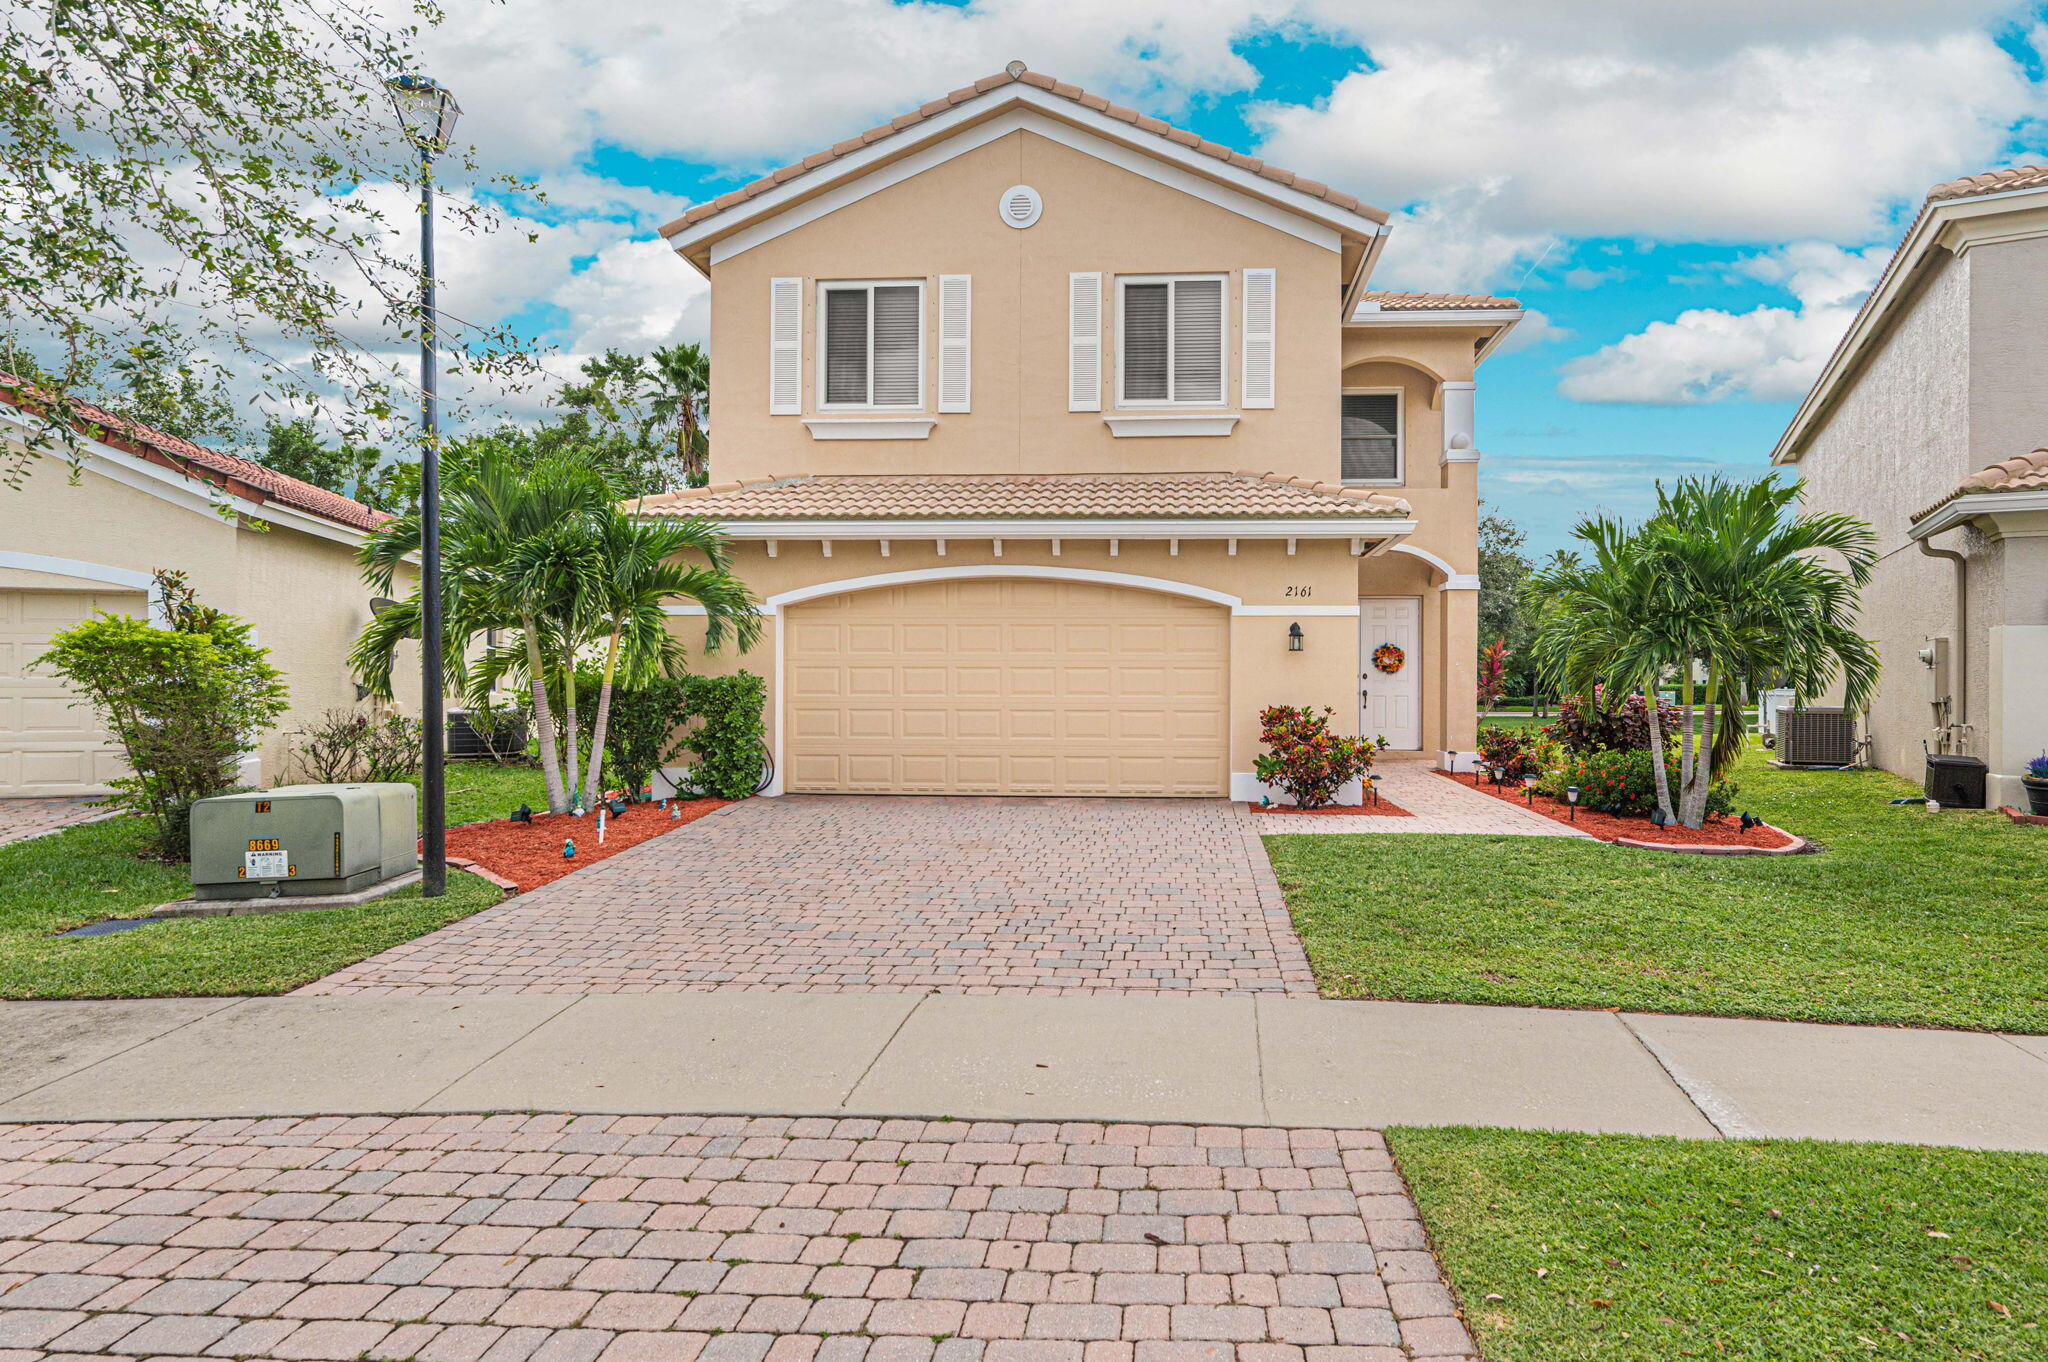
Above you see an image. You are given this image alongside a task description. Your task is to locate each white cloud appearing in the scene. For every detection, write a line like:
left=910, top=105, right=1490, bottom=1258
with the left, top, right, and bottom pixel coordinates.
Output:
left=1370, top=182, right=1557, bottom=292
left=1557, top=243, right=1889, bottom=404
left=1251, top=29, right=2045, bottom=242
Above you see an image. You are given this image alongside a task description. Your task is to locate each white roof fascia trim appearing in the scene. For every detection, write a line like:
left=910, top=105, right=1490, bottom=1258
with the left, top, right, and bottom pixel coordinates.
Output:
left=1910, top=489, right=2048, bottom=540
left=1772, top=183, right=2048, bottom=465
left=1345, top=309, right=1525, bottom=326
left=696, top=516, right=1417, bottom=540
left=686, top=96, right=1371, bottom=263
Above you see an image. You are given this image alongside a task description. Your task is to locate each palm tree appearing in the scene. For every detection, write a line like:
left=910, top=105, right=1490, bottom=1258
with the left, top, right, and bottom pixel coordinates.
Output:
left=576, top=508, right=760, bottom=803
left=647, top=343, right=710, bottom=487
left=1636, top=476, right=1879, bottom=827
left=352, top=449, right=612, bottom=814
left=1532, top=476, right=1879, bottom=828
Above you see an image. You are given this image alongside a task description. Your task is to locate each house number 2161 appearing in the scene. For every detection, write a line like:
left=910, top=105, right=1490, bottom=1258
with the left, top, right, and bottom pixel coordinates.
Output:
left=1284, top=585, right=1313, bottom=597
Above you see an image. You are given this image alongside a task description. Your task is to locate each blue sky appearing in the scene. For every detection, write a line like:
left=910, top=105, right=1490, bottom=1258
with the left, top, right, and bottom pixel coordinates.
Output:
left=418, top=1, right=2048, bottom=555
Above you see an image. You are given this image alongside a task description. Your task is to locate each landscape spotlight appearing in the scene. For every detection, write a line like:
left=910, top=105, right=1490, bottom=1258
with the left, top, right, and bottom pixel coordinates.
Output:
left=1565, top=785, right=1581, bottom=822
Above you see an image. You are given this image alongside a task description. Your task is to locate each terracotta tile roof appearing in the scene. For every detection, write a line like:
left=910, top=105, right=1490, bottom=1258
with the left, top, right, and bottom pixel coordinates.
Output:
left=1912, top=449, right=2048, bottom=523
left=1354, top=292, right=1521, bottom=312
left=631, top=472, right=1411, bottom=521
left=662, top=66, right=1388, bottom=239
left=1, top=372, right=391, bottom=533
left=1925, top=164, right=2048, bottom=202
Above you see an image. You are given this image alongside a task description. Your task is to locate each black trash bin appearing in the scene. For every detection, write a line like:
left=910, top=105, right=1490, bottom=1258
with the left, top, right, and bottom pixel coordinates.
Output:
left=1925, top=753, right=1988, bottom=809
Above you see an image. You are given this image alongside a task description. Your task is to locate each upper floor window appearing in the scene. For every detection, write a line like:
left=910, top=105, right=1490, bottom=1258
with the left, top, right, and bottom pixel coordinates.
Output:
left=1341, top=390, right=1401, bottom=484
left=819, top=280, right=923, bottom=409
left=1118, top=275, right=1227, bottom=407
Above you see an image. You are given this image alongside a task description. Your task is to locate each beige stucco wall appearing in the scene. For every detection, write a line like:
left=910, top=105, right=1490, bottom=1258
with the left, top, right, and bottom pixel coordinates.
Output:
left=2, top=451, right=418, bottom=788
left=709, top=128, right=1343, bottom=482
left=669, top=537, right=1372, bottom=794
left=1796, top=249, right=1980, bottom=780
left=1796, top=233, right=2048, bottom=798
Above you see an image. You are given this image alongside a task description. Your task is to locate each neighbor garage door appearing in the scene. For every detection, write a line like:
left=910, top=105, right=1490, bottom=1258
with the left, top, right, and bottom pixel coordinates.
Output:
left=0, top=589, right=141, bottom=796
left=784, top=578, right=1228, bottom=796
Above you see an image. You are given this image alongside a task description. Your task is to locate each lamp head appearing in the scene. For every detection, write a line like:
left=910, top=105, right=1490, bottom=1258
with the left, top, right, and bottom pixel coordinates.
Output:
left=386, top=74, right=462, bottom=152
left=1286, top=622, right=1304, bottom=652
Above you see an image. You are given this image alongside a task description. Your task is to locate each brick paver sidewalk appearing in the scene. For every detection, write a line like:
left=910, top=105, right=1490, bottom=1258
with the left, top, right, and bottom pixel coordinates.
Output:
left=0, top=1113, right=1476, bottom=1361
left=302, top=798, right=1314, bottom=997
left=0, top=799, right=109, bottom=849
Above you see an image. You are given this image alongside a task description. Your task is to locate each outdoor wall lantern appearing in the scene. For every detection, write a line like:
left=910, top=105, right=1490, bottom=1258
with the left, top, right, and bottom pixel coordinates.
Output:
left=1564, top=785, right=1581, bottom=821
left=1522, top=774, right=1536, bottom=805
left=1287, top=622, right=1304, bottom=652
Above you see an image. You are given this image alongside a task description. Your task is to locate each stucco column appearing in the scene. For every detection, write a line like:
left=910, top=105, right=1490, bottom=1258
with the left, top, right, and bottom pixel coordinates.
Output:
left=1439, top=584, right=1479, bottom=766
left=1440, top=381, right=1478, bottom=464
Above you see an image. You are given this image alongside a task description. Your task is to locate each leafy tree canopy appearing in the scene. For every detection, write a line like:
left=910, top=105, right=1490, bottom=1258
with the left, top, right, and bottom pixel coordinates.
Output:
left=1, top=0, right=535, bottom=487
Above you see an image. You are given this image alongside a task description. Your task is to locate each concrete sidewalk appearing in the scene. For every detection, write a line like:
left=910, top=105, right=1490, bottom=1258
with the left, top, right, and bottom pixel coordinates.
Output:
left=3, top=995, right=2045, bottom=1151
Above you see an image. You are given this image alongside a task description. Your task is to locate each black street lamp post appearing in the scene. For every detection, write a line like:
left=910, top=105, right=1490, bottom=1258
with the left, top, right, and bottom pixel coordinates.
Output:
left=387, top=75, right=461, bottom=897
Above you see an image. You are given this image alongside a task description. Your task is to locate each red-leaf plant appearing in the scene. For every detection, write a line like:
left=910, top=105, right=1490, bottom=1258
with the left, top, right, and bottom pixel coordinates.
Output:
left=1253, top=704, right=1383, bottom=808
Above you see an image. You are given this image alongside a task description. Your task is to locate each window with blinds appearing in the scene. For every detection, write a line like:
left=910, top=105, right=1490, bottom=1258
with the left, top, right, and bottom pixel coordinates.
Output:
left=1341, top=392, right=1401, bottom=483
left=819, top=281, right=923, bottom=408
left=1118, top=275, right=1226, bottom=405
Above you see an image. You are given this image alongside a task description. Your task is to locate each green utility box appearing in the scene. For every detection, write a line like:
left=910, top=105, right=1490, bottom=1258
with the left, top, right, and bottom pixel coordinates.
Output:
left=188, top=783, right=417, bottom=901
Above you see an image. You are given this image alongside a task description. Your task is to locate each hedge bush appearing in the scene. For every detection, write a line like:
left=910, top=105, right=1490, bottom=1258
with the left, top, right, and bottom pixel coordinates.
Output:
left=1253, top=704, right=1381, bottom=809
left=1546, top=747, right=1737, bottom=819
left=677, top=671, right=767, bottom=799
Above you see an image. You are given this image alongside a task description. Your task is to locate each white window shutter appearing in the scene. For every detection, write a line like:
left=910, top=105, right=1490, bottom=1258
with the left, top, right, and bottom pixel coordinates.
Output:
left=1241, top=268, right=1276, bottom=409
left=1068, top=272, right=1102, bottom=412
left=769, top=277, right=802, bottom=414
left=938, top=274, right=971, bottom=413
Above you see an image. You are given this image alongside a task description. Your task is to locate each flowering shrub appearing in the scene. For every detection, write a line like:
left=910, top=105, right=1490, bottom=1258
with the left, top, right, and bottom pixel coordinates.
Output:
left=1548, top=688, right=1682, bottom=755
left=1476, top=724, right=1541, bottom=781
left=1549, top=747, right=1736, bottom=819
left=1253, top=705, right=1381, bottom=808
left=1476, top=640, right=1512, bottom=712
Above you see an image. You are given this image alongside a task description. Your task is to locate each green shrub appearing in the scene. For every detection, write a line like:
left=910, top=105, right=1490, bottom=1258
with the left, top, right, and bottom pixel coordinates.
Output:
left=1253, top=704, right=1382, bottom=809
left=1548, top=747, right=1737, bottom=819
left=601, top=678, right=689, bottom=800
left=677, top=671, right=767, bottom=799
left=35, top=572, right=288, bottom=857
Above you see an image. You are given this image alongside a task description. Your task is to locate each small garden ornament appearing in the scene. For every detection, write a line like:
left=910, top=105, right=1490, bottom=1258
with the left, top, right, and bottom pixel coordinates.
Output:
left=562, top=838, right=577, bottom=859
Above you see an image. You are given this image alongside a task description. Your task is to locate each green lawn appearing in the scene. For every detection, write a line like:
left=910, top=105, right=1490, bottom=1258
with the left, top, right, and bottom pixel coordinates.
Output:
left=0, top=810, right=501, bottom=1000
left=439, top=760, right=552, bottom=827
left=1268, top=748, right=2048, bottom=1031
left=1392, top=1127, right=2048, bottom=1361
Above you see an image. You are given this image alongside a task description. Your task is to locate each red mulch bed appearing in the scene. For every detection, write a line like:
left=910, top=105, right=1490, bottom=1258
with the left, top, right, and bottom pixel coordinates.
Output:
left=1434, top=770, right=1796, bottom=849
left=1248, top=797, right=1412, bottom=817
left=441, top=798, right=730, bottom=891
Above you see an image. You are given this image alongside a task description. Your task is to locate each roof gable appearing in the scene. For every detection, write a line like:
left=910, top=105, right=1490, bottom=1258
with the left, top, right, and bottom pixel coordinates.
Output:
left=663, top=66, right=1387, bottom=268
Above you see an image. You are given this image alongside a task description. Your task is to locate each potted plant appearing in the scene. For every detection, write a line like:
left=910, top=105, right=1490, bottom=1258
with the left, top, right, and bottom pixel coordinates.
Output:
left=2024, top=753, right=2048, bottom=816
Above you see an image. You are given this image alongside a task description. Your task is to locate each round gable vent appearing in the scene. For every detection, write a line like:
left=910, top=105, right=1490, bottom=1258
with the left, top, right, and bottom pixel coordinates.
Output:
left=999, top=184, right=1042, bottom=229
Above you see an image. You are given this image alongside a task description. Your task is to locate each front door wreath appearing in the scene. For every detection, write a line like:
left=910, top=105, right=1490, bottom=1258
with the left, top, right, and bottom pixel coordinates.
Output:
left=1371, top=642, right=1406, bottom=674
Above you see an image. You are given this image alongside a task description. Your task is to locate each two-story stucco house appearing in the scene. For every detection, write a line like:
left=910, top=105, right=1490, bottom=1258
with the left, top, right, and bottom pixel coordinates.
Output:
left=1772, top=165, right=2048, bottom=809
left=637, top=65, right=1521, bottom=802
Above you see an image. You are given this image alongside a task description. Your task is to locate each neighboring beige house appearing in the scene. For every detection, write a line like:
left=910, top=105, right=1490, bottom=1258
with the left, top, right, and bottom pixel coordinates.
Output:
left=1772, top=164, right=2048, bottom=808
left=0, top=379, right=417, bottom=796
left=637, top=65, right=1520, bottom=802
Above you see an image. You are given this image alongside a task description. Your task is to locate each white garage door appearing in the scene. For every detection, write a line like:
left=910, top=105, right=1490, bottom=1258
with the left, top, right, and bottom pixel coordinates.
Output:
left=0, top=589, right=142, bottom=796
left=784, top=578, right=1229, bottom=796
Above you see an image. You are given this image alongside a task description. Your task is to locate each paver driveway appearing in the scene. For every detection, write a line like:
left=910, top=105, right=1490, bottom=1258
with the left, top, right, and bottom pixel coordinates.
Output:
left=0, top=1113, right=1478, bottom=1361
left=0, top=799, right=107, bottom=849
left=303, top=798, right=1314, bottom=997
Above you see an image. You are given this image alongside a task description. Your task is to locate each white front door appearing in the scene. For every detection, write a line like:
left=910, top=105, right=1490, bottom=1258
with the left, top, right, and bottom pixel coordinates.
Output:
left=1359, top=596, right=1422, bottom=750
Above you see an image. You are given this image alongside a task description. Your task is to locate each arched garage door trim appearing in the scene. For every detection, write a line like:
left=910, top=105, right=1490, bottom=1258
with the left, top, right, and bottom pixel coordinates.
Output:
left=0, top=551, right=167, bottom=625
left=765, top=564, right=1243, bottom=613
